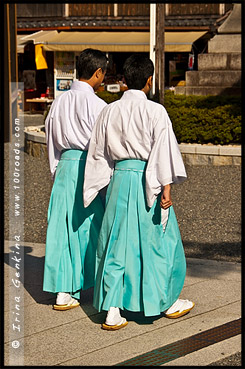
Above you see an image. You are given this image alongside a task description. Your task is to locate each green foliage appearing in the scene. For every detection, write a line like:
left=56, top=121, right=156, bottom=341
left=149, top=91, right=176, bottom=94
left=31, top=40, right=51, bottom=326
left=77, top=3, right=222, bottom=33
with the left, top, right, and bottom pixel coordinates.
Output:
left=96, top=91, right=124, bottom=103
left=164, top=91, right=241, bottom=145
left=97, top=90, right=241, bottom=145
left=44, top=90, right=241, bottom=145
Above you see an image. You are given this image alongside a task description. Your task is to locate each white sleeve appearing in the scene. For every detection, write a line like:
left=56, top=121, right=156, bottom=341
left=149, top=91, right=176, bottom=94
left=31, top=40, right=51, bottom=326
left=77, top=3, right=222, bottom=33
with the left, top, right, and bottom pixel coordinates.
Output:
left=145, top=109, right=187, bottom=208
left=45, top=106, right=61, bottom=180
left=83, top=110, right=114, bottom=207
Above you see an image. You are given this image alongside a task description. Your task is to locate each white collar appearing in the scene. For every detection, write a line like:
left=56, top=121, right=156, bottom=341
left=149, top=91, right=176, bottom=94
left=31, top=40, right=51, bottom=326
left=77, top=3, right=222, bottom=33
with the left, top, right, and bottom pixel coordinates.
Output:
left=121, top=89, right=147, bottom=100
left=71, top=80, right=95, bottom=94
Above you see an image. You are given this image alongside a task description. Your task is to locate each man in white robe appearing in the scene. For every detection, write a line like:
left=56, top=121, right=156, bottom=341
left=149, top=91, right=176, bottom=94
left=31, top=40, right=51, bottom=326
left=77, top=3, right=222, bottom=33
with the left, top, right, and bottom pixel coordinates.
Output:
left=83, top=54, right=194, bottom=329
left=43, top=49, right=108, bottom=310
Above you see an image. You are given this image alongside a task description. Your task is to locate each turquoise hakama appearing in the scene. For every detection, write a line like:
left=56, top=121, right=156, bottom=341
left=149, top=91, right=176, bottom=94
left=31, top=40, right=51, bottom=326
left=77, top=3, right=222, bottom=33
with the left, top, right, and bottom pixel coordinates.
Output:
left=43, top=149, right=104, bottom=299
left=93, top=159, right=186, bottom=317
left=83, top=89, right=189, bottom=319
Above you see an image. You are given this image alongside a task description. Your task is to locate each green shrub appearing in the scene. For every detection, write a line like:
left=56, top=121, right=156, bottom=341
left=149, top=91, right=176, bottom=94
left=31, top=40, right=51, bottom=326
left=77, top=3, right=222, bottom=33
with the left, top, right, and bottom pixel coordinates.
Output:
left=44, top=90, right=241, bottom=145
left=164, top=91, right=241, bottom=145
left=96, top=91, right=124, bottom=103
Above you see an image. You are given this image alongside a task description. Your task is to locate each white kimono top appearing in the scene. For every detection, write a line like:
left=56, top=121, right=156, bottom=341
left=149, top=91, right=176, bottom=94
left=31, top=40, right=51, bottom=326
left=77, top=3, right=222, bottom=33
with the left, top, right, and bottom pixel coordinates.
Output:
left=45, top=80, right=107, bottom=179
left=83, top=89, right=187, bottom=208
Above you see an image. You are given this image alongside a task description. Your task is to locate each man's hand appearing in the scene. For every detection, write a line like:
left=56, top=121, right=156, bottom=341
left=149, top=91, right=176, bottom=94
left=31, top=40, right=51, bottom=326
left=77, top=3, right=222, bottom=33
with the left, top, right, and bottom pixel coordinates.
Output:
left=160, top=184, right=172, bottom=209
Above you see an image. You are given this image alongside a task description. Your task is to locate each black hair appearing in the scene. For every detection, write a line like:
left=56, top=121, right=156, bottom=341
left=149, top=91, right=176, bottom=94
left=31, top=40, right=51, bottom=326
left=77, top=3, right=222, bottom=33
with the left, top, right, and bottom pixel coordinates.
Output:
left=123, top=54, right=154, bottom=90
left=77, top=48, right=108, bottom=79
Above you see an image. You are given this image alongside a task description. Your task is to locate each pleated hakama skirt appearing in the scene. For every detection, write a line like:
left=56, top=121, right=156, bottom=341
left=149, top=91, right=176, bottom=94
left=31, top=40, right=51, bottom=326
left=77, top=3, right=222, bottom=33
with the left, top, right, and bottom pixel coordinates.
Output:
left=43, top=149, right=104, bottom=299
left=93, top=159, right=186, bottom=316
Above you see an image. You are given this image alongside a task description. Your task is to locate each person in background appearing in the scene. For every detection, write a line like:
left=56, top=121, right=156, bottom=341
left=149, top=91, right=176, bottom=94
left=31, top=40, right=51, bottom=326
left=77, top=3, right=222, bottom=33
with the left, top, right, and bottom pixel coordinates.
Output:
left=43, top=48, right=108, bottom=310
left=83, top=54, right=194, bottom=330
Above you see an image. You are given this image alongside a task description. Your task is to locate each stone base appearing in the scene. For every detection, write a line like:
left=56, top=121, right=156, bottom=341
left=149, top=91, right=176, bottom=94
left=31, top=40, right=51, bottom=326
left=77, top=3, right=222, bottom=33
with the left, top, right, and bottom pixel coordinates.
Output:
left=25, top=139, right=48, bottom=158
left=176, top=68, right=242, bottom=96
left=186, top=70, right=241, bottom=87
left=208, top=34, right=241, bottom=53
left=174, top=86, right=241, bottom=96
left=182, top=153, right=241, bottom=166
left=198, top=53, right=241, bottom=71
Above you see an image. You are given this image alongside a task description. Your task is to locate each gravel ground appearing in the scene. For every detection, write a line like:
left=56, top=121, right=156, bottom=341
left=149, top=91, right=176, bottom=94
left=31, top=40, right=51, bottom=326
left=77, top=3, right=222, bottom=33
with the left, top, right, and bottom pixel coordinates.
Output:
left=4, top=141, right=241, bottom=365
left=208, top=352, right=242, bottom=366
left=171, top=162, right=241, bottom=263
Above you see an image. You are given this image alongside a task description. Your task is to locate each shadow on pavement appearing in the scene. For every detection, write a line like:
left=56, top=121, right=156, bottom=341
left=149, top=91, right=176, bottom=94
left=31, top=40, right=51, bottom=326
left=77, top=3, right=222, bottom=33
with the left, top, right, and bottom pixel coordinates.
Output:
left=5, top=245, right=54, bottom=305
left=79, top=291, right=163, bottom=326
left=4, top=241, right=241, bottom=325
left=183, top=241, right=241, bottom=263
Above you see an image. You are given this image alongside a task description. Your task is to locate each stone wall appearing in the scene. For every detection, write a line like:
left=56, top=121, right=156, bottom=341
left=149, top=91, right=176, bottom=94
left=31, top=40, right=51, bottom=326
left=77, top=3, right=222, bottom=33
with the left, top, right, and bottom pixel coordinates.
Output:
left=24, top=136, right=241, bottom=166
left=181, top=153, right=241, bottom=166
left=25, top=139, right=48, bottom=158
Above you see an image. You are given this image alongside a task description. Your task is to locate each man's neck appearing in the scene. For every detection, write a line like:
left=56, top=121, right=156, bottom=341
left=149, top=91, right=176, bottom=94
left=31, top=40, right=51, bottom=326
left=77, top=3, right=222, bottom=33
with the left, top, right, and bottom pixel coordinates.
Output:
left=79, top=78, right=95, bottom=91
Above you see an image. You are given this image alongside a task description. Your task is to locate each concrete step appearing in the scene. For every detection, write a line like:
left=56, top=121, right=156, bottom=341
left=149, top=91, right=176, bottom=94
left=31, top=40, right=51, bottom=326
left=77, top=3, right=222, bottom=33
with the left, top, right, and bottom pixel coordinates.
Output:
left=186, top=70, right=241, bottom=87
left=175, top=85, right=241, bottom=96
left=198, top=53, right=241, bottom=71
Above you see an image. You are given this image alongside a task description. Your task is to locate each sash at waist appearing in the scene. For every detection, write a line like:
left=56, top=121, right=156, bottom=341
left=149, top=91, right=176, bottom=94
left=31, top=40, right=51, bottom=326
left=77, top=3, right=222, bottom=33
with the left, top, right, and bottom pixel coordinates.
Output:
left=115, top=159, right=147, bottom=172
left=60, top=149, right=87, bottom=161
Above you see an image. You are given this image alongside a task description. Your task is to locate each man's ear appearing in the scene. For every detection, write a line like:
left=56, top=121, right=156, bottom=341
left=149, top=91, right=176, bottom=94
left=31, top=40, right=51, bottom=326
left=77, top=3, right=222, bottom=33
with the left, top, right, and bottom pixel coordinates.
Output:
left=142, top=75, right=153, bottom=94
left=95, top=68, right=102, bottom=78
left=147, top=76, right=153, bottom=88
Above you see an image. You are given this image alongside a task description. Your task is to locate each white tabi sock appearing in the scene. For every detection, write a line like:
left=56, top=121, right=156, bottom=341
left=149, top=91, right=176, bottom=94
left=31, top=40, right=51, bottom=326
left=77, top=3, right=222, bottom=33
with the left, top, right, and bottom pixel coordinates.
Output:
left=105, top=307, right=124, bottom=326
left=56, top=292, right=74, bottom=305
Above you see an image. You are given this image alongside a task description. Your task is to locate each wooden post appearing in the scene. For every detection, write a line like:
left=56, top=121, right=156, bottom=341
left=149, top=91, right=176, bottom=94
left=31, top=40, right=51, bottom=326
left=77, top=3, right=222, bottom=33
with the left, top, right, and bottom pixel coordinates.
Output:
left=10, top=3, right=18, bottom=130
left=154, top=5, right=159, bottom=102
left=155, top=4, right=165, bottom=105
left=4, top=4, right=11, bottom=142
left=159, top=4, right=165, bottom=105
left=4, top=3, right=17, bottom=143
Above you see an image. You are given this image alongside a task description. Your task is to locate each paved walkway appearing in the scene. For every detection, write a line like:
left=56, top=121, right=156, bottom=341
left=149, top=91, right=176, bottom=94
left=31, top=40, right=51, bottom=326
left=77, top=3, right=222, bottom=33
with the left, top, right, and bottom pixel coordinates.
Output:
left=4, top=240, right=241, bottom=366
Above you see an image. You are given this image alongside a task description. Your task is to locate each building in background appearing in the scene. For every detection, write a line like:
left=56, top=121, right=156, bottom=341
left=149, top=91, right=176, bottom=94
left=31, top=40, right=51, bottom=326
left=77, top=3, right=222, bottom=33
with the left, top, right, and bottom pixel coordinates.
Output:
left=16, top=3, right=233, bottom=106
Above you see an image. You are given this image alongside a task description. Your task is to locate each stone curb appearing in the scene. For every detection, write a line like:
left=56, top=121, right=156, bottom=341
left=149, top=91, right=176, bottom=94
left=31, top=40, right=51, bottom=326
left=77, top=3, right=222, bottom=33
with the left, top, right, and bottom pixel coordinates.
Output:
left=24, top=131, right=46, bottom=144
left=24, top=125, right=46, bottom=144
left=179, top=143, right=241, bottom=156
left=24, top=126, right=242, bottom=165
left=179, top=143, right=241, bottom=166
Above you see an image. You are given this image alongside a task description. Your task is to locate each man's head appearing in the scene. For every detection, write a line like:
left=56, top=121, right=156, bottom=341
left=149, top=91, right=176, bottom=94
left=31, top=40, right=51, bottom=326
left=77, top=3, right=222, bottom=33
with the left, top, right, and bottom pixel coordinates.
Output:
left=123, top=54, right=154, bottom=91
left=77, top=48, right=108, bottom=90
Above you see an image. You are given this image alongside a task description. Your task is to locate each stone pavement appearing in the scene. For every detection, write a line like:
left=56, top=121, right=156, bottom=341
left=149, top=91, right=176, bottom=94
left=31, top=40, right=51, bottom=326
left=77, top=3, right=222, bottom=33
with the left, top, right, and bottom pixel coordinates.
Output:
left=4, top=240, right=241, bottom=366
